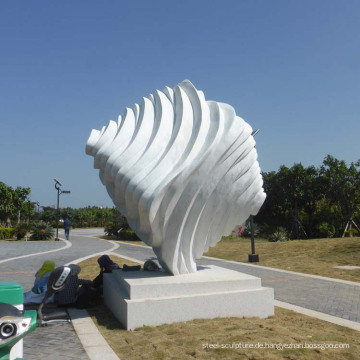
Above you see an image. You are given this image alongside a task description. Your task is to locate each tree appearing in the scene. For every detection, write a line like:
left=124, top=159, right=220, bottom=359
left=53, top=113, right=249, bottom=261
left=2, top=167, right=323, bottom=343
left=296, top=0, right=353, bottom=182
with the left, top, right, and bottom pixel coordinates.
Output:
left=258, top=164, right=323, bottom=238
left=12, top=186, right=32, bottom=224
left=256, top=156, right=359, bottom=239
left=320, top=155, right=360, bottom=236
left=40, top=207, right=57, bottom=223
left=39, top=206, right=122, bottom=228
left=0, top=182, right=32, bottom=226
left=0, top=182, right=14, bottom=226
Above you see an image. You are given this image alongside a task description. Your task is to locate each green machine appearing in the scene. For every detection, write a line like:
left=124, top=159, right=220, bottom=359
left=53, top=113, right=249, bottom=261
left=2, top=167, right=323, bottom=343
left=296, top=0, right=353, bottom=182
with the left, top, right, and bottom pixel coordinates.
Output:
left=0, top=283, right=37, bottom=360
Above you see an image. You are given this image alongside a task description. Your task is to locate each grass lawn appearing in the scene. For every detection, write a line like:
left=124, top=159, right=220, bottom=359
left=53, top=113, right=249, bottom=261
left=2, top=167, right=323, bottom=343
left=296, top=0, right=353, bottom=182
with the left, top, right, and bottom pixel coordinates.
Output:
left=204, top=236, right=360, bottom=282
left=78, top=255, right=360, bottom=360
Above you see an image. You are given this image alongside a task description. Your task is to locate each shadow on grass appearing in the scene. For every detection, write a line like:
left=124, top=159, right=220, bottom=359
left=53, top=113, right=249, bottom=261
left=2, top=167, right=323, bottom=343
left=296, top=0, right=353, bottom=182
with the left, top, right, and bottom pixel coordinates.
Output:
left=88, top=302, right=124, bottom=331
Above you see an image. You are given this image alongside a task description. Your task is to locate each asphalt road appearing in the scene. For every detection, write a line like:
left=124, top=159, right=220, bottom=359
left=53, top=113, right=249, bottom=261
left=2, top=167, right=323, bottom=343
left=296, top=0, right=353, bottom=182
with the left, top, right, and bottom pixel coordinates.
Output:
left=0, top=228, right=111, bottom=291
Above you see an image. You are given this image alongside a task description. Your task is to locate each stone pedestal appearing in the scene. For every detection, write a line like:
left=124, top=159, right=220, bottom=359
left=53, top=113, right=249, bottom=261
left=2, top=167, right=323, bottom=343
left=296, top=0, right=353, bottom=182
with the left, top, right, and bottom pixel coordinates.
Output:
left=104, top=265, right=274, bottom=330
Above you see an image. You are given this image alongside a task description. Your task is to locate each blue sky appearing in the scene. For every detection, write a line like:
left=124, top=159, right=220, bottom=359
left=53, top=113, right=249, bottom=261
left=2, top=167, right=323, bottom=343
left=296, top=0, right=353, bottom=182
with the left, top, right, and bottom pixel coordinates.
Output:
left=1, top=0, right=359, bottom=208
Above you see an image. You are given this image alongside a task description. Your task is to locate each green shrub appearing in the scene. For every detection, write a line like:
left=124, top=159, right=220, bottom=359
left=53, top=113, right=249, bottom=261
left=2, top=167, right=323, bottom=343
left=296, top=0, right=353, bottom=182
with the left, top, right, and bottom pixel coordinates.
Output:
left=0, top=227, right=16, bottom=240
left=30, top=223, right=54, bottom=240
left=317, top=222, right=335, bottom=238
left=104, top=216, right=130, bottom=237
left=104, top=223, right=120, bottom=237
left=15, top=223, right=31, bottom=240
left=268, top=227, right=289, bottom=242
left=256, top=223, right=272, bottom=238
left=241, top=222, right=260, bottom=238
left=344, top=228, right=359, bottom=237
left=51, top=221, right=62, bottom=229
left=118, top=229, right=140, bottom=241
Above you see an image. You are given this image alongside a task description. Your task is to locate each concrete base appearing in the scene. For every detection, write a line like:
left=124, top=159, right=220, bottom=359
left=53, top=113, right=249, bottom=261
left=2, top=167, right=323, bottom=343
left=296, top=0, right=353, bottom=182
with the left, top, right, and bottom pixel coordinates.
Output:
left=248, top=254, right=259, bottom=262
left=104, top=265, right=274, bottom=330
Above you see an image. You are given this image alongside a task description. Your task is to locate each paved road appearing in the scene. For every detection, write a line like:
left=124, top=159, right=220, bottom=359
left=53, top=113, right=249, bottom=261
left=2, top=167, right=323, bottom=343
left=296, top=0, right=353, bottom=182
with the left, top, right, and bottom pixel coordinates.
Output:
left=0, top=228, right=111, bottom=360
left=0, top=228, right=111, bottom=291
left=113, top=242, right=360, bottom=324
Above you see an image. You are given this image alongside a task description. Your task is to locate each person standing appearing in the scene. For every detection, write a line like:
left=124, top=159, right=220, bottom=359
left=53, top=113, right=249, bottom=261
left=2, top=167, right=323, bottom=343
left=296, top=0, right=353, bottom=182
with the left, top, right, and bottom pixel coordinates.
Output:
left=64, top=218, right=72, bottom=240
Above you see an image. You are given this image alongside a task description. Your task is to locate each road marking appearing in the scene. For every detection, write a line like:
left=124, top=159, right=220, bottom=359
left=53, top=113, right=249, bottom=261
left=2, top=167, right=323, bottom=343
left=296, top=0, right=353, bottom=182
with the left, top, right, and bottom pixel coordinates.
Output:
left=109, top=252, right=144, bottom=265
left=65, top=241, right=120, bottom=265
left=116, top=241, right=149, bottom=248
left=0, top=238, right=71, bottom=264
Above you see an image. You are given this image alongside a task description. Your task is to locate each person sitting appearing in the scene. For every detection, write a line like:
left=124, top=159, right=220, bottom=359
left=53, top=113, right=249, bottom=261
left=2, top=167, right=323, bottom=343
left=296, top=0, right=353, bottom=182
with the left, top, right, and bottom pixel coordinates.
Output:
left=24, top=260, right=56, bottom=304
left=54, top=264, right=92, bottom=308
left=92, top=255, right=120, bottom=293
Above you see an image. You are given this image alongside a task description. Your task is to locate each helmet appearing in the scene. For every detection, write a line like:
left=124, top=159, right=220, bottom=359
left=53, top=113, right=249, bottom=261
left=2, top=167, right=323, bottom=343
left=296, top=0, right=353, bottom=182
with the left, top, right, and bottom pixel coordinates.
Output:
left=143, top=260, right=159, bottom=271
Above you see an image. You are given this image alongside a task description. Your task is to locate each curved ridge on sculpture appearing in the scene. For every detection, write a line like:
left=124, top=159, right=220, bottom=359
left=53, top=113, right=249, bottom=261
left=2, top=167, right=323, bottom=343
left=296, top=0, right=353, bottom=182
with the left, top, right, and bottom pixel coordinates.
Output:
left=86, top=80, right=266, bottom=275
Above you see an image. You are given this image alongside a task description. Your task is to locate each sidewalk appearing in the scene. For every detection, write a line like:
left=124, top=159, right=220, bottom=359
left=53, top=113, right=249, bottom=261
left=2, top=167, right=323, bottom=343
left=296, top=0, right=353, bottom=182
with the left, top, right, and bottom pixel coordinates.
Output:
left=23, top=319, right=89, bottom=360
left=23, top=307, right=119, bottom=360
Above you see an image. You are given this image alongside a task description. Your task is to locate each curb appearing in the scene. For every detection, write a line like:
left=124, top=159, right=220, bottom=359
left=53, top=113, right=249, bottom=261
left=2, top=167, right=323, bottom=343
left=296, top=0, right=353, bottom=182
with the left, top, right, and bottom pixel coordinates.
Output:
left=68, top=308, right=120, bottom=360
left=63, top=238, right=121, bottom=360
left=275, top=300, right=360, bottom=331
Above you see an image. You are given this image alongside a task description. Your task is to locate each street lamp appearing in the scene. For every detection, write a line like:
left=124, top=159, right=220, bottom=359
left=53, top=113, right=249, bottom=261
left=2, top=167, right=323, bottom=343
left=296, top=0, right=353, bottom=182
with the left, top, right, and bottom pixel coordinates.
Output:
left=54, top=179, right=71, bottom=241
left=248, top=129, right=260, bottom=263
left=248, top=215, right=259, bottom=262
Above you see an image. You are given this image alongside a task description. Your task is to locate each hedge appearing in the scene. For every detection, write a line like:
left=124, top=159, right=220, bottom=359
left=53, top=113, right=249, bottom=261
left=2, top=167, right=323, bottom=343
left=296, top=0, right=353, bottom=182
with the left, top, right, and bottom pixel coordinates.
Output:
left=0, top=228, right=16, bottom=240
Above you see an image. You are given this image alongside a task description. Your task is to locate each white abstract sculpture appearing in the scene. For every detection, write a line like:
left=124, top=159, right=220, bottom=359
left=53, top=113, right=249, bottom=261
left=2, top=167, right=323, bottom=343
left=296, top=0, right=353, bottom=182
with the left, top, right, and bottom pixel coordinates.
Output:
left=86, top=80, right=266, bottom=275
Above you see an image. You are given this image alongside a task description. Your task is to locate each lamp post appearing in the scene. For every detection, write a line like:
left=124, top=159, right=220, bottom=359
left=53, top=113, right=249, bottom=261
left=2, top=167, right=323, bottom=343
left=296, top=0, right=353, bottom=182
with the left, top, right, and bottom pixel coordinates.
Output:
left=54, top=179, right=71, bottom=241
left=248, top=129, right=260, bottom=263
left=248, top=215, right=259, bottom=262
